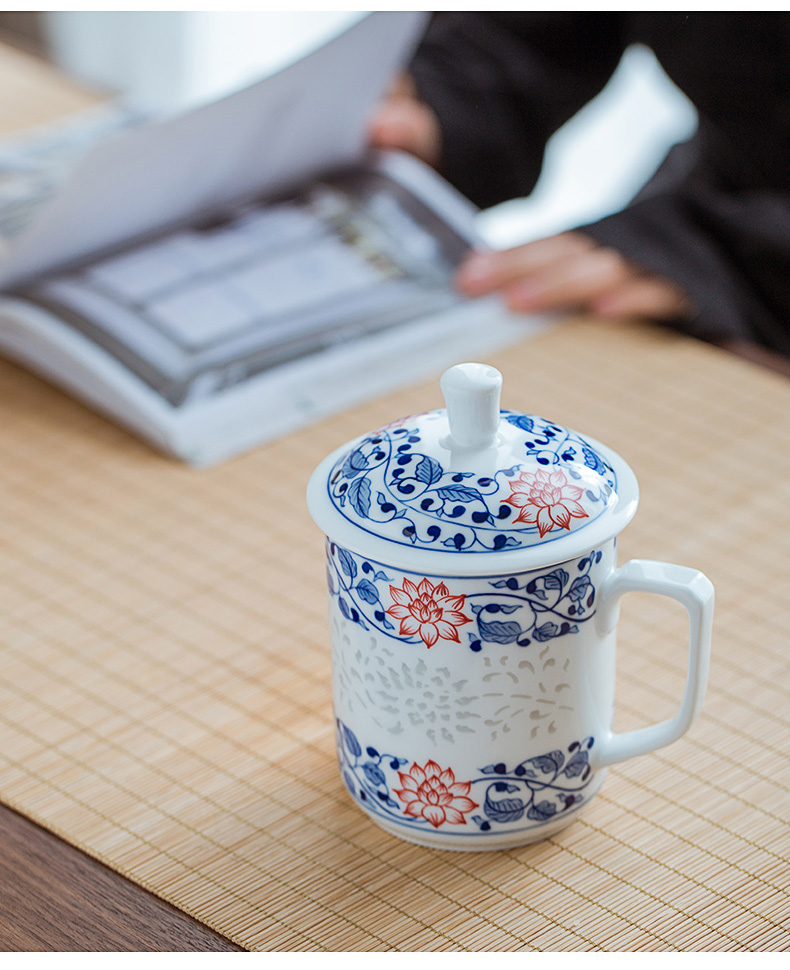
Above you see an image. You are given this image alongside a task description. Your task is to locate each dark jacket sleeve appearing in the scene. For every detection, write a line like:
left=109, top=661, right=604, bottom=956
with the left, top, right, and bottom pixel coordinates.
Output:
left=580, top=12, right=790, bottom=355
left=409, top=12, right=625, bottom=210
left=410, top=13, right=790, bottom=355
left=581, top=121, right=790, bottom=355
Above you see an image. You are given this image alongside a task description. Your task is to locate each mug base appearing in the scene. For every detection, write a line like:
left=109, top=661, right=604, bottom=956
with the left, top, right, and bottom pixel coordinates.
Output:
left=363, top=796, right=596, bottom=852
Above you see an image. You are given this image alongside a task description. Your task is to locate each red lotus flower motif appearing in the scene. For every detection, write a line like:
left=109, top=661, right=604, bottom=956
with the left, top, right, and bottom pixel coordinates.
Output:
left=386, top=577, right=471, bottom=648
left=504, top=468, right=589, bottom=538
left=394, top=760, right=478, bottom=828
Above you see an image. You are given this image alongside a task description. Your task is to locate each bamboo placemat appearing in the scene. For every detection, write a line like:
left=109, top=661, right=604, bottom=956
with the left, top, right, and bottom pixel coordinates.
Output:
left=0, top=39, right=103, bottom=136
left=0, top=319, right=788, bottom=951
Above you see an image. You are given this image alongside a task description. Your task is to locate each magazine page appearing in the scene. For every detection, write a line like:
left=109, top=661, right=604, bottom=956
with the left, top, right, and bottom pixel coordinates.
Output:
left=17, top=154, right=483, bottom=407
left=0, top=12, right=429, bottom=290
left=0, top=103, right=144, bottom=251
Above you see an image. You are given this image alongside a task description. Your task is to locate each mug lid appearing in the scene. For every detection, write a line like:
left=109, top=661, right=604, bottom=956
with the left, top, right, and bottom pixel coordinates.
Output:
left=307, top=363, right=638, bottom=575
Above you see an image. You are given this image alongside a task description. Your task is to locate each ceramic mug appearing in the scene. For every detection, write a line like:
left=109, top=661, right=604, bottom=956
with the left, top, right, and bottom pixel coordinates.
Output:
left=308, top=363, right=714, bottom=850
left=324, top=539, right=712, bottom=849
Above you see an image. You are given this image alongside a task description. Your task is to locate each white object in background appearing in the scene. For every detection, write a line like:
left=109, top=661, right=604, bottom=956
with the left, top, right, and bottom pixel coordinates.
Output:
left=478, top=44, right=699, bottom=248
left=44, top=11, right=364, bottom=115
left=307, top=363, right=714, bottom=850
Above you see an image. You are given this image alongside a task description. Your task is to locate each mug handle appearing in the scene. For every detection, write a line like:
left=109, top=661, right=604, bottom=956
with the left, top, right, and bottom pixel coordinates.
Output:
left=594, top=559, right=714, bottom=769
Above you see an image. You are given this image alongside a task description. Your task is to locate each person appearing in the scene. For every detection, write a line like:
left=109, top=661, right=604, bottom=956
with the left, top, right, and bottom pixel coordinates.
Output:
left=369, top=12, right=790, bottom=368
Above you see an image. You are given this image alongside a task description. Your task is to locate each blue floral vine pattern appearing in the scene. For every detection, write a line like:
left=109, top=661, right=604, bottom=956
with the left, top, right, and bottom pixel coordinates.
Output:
left=326, top=541, right=395, bottom=634
left=336, top=718, right=594, bottom=835
left=467, top=549, right=602, bottom=652
left=326, top=542, right=600, bottom=652
left=469, top=737, right=595, bottom=833
left=326, top=411, right=616, bottom=553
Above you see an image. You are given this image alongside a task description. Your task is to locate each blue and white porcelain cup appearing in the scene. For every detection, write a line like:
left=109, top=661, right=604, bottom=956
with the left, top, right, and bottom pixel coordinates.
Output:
left=307, top=363, right=714, bottom=850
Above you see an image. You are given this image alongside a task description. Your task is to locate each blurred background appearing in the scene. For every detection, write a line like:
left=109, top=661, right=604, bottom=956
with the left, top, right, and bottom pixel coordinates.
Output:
left=0, top=10, right=698, bottom=247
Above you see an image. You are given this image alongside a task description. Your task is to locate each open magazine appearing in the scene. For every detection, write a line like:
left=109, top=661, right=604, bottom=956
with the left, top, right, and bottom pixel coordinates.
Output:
left=0, top=14, right=539, bottom=465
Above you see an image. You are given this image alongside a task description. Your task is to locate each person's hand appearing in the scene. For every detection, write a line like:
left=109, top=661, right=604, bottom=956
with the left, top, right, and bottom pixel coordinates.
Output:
left=368, top=74, right=441, bottom=168
left=456, top=231, right=693, bottom=321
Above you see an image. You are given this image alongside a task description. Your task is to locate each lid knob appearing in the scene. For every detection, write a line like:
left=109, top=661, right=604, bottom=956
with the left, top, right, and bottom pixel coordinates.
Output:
left=440, top=362, right=502, bottom=450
